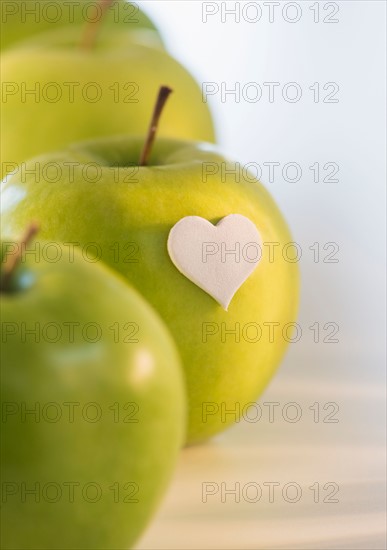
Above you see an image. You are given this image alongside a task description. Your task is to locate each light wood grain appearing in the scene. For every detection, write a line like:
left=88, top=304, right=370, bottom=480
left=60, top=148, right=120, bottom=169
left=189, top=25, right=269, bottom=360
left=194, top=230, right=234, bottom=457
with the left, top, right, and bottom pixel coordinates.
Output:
left=136, top=346, right=386, bottom=549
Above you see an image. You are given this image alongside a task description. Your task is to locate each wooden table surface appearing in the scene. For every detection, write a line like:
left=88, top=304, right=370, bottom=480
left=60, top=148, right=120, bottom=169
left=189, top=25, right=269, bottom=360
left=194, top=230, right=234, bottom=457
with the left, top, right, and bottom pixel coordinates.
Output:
left=136, top=344, right=386, bottom=550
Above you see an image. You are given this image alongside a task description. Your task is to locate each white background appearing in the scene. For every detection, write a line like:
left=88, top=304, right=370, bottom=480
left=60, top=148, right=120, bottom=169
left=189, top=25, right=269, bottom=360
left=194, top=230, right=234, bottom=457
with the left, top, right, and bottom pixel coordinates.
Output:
left=137, top=2, right=386, bottom=549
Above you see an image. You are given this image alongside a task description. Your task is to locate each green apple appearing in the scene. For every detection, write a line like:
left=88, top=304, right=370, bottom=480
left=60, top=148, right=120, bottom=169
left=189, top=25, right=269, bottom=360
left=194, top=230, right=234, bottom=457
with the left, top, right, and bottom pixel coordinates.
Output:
left=0, top=27, right=215, bottom=178
left=0, top=0, right=162, bottom=51
left=0, top=229, right=186, bottom=549
left=1, top=135, right=299, bottom=444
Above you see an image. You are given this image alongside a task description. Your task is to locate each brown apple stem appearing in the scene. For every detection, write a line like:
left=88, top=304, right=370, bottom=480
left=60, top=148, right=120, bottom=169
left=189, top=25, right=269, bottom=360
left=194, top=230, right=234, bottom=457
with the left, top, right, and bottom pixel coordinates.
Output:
left=1, top=223, right=39, bottom=291
left=80, top=0, right=115, bottom=50
left=139, top=86, right=173, bottom=166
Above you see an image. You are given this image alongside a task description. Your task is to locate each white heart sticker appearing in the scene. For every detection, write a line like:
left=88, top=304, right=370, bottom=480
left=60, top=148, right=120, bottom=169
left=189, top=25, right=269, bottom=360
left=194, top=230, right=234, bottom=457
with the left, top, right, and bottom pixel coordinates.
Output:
left=167, top=214, right=261, bottom=310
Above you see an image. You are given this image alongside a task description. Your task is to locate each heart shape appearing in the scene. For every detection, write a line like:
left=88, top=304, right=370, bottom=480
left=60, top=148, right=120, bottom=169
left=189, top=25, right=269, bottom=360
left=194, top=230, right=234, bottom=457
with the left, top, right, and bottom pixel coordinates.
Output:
left=167, top=214, right=261, bottom=310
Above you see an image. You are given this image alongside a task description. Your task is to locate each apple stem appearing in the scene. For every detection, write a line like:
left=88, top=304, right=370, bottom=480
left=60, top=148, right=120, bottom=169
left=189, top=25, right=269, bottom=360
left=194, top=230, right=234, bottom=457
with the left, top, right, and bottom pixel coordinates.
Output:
left=139, top=86, right=173, bottom=166
left=1, top=223, right=39, bottom=292
left=80, top=0, right=115, bottom=50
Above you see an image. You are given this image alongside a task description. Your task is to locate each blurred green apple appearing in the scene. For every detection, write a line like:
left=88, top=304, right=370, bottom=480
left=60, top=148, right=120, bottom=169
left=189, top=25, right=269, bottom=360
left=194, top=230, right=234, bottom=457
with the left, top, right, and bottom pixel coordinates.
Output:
left=0, top=0, right=163, bottom=51
left=1, top=135, right=299, bottom=444
left=0, top=27, right=215, bottom=178
left=0, top=229, right=186, bottom=548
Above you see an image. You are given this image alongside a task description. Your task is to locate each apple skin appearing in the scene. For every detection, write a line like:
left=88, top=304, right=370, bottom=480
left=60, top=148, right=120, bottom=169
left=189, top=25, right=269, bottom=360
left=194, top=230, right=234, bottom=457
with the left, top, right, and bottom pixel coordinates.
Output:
left=0, top=0, right=162, bottom=51
left=0, top=240, right=186, bottom=549
left=0, top=27, right=215, bottom=178
left=1, top=136, right=299, bottom=444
